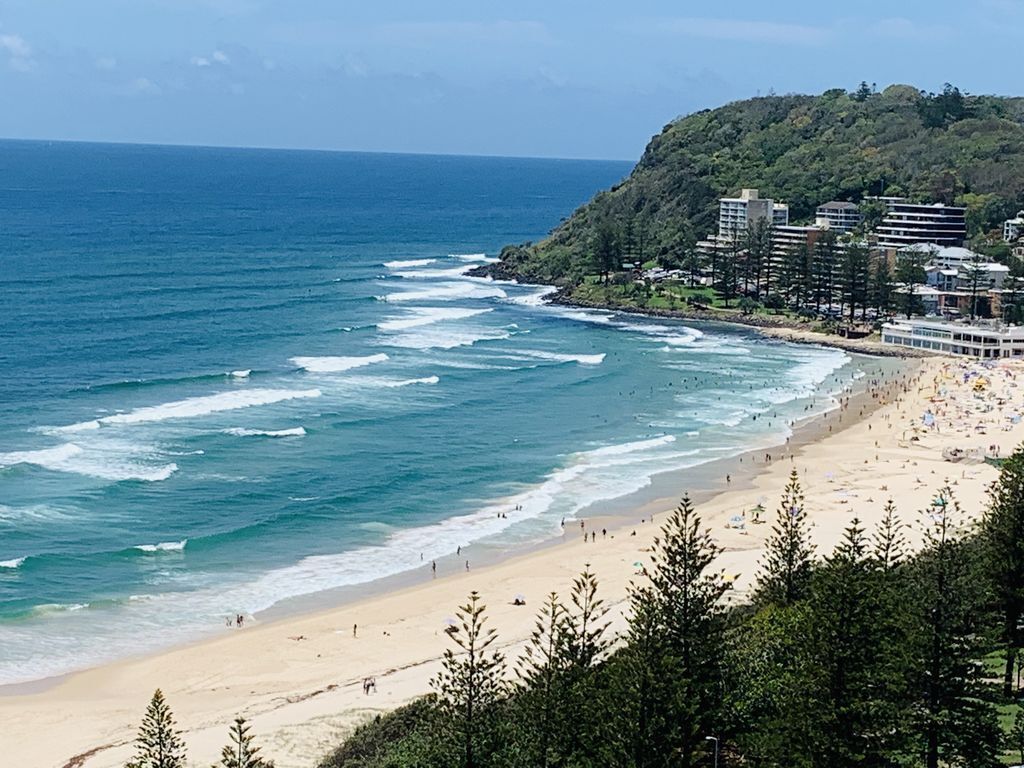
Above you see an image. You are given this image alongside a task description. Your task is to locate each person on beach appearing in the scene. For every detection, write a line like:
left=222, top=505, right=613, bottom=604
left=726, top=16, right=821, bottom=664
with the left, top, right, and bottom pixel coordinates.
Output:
left=431, top=560, right=436, bottom=577
left=353, top=623, right=358, bottom=638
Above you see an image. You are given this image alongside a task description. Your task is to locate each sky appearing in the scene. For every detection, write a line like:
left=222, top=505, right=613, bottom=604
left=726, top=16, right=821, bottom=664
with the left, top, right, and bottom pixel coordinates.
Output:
left=0, top=0, right=1022, bottom=160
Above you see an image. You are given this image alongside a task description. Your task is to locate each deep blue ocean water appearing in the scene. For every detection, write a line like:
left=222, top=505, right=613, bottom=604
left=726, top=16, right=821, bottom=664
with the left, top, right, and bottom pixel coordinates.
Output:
left=0, top=141, right=866, bottom=683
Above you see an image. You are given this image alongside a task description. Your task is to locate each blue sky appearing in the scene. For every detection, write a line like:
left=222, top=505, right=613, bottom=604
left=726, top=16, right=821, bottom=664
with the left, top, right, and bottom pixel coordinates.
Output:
left=0, top=0, right=1021, bottom=159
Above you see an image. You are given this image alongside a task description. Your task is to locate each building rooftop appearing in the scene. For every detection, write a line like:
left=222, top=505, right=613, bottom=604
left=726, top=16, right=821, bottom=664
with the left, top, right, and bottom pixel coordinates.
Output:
left=899, top=244, right=980, bottom=261
left=818, top=201, right=859, bottom=210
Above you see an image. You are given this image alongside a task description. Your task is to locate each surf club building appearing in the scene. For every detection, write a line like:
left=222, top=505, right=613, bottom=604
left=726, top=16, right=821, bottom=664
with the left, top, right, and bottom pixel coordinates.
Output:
left=881, top=318, right=1024, bottom=358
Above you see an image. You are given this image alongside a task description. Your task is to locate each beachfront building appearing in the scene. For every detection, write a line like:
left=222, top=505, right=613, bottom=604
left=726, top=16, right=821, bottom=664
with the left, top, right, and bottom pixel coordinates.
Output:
left=717, top=188, right=788, bottom=239
left=770, top=223, right=828, bottom=264
left=815, top=201, right=862, bottom=234
left=881, top=318, right=1024, bottom=358
left=875, top=200, right=967, bottom=250
left=1004, top=211, right=1024, bottom=243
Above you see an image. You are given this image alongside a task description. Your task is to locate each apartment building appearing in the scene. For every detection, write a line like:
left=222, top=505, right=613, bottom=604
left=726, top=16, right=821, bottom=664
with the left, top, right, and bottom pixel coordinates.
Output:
left=717, top=189, right=788, bottom=239
left=1004, top=211, right=1024, bottom=243
left=875, top=200, right=967, bottom=249
left=815, top=201, right=862, bottom=234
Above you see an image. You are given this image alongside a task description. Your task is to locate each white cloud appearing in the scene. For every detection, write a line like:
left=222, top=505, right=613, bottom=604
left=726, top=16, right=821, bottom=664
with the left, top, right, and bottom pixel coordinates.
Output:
left=649, top=17, right=829, bottom=46
left=0, top=33, right=35, bottom=71
left=127, top=76, right=161, bottom=95
left=191, top=49, right=231, bottom=68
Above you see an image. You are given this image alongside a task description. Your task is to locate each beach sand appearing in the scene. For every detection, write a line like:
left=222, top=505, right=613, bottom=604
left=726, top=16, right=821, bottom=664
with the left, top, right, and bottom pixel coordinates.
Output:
left=5, top=353, right=1024, bottom=768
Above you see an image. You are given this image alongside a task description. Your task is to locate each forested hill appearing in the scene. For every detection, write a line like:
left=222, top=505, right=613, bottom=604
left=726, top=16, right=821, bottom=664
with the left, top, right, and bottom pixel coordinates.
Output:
left=482, top=84, right=1024, bottom=286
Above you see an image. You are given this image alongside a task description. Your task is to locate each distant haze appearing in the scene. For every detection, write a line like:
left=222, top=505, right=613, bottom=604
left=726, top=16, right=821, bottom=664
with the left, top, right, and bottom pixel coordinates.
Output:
left=0, top=1, right=1020, bottom=159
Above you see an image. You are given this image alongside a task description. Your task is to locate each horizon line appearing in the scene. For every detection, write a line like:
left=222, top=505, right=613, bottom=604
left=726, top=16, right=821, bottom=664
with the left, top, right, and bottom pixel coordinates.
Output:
left=0, top=135, right=635, bottom=165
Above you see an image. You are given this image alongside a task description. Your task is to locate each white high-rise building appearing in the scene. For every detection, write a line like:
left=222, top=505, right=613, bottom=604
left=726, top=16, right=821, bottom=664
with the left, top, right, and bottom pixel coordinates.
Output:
left=717, top=189, right=788, bottom=240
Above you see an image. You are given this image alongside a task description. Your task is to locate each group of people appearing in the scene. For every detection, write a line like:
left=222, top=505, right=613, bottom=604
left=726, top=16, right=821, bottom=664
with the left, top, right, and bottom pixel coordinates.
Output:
left=225, top=614, right=245, bottom=628
left=362, top=677, right=377, bottom=695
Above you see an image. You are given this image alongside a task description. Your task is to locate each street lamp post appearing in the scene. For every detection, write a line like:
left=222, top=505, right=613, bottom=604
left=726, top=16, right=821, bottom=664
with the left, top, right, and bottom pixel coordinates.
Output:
left=705, top=735, right=719, bottom=768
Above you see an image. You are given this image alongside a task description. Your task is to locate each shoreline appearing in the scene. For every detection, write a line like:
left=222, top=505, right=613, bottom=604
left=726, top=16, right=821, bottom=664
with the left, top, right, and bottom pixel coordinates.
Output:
left=3, top=351, right=976, bottom=768
left=546, top=288, right=931, bottom=358
left=0, top=343, right=889, bottom=697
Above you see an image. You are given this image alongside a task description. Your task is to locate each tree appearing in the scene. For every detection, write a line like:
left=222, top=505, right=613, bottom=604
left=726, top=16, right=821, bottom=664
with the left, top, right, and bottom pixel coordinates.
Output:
left=613, top=496, right=730, bottom=767
left=840, top=239, right=871, bottom=321
left=432, top=592, right=507, bottom=768
left=214, top=717, right=273, bottom=768
left=1001, top=260, right=1024, bottom=323
left=870, top=252, right=895, bottom=317
left=961, top=251, right=988, bottom=320
left=909, top=490, right=1000, bottom=768
left=127, top=689, right=187, bottom=768
left=738, top=296, right=760, bottom=315
left=983, top=446, right=1024, bottom=698
left=516, top=592, right=568, bottom=768
left=873, top=499, right=907, bottom=572
left=716, top=237, right=741, bottom=307
left=806, top=519, right=913, bottom=766
left=811, top=231, right=840, bottom=314
left=895, top=251, right=928, bottom=318
left=757, top=470, right=816, bottom=607
left=745, top=218, right=774, bottom=296
left=853, top=81, right=873, bottom=102
left=681, top=247, right=706, bottom=287
left=591, top=219, right=621, bottom=283
left=563, top=565, right=610, bottom=670
left=1010, top=708, right=1024, bottom=768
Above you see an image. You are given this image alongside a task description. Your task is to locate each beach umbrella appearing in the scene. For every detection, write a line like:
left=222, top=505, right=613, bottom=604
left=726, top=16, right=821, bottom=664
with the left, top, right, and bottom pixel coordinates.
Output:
left=444, top=617, right=457, bottom=627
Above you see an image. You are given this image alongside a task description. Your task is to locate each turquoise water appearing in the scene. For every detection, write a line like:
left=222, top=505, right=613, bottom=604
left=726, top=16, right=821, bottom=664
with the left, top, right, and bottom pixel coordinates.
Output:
left=0, top=142, right=862, bottom=684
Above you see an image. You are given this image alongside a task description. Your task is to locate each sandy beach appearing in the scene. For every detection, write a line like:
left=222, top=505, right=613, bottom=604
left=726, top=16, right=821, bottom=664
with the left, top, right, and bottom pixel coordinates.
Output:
left=5, top=351, right=1024, bottom=768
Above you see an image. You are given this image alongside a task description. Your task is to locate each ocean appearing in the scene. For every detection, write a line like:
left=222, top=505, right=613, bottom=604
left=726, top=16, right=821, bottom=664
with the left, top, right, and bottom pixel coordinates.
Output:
left=1, top=141, right=870, bottom=684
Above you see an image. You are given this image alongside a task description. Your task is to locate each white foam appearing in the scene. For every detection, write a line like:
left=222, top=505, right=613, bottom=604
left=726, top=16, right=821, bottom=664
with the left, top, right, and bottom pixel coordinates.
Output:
left=31, top=602, right=89, bottom=615
left=506, top=349, right=606, bottom=366
left=378, top=376, right=439, bottom=388
left=383, top=327, right=512, bottom=350
left=0, top=557, right=26, bottom=569
left=450, top=253, right=497, bottom=262
left=134, top=539, right=187, bottom=553
left=223, top=427, right=307, bottom=438
left=377, top=307, right=492, bottom=332
left=392, top=265, right=475, bottom=279
left=0, top=443, right=178, bottom=482
left=57, top=388, right=322, bottom=431
left=587, top=434, right=676, bottom=457
left=381, top=282, right=507, bottom=303
left=384, top=258, right=436, bottom=269
left=291, top=355, right=388, bottom=373
left=205, top=431, right=702, bottom=616
left=505, top=286, right=557, bottom=306
left=230, top=369, right=251, bottom=378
